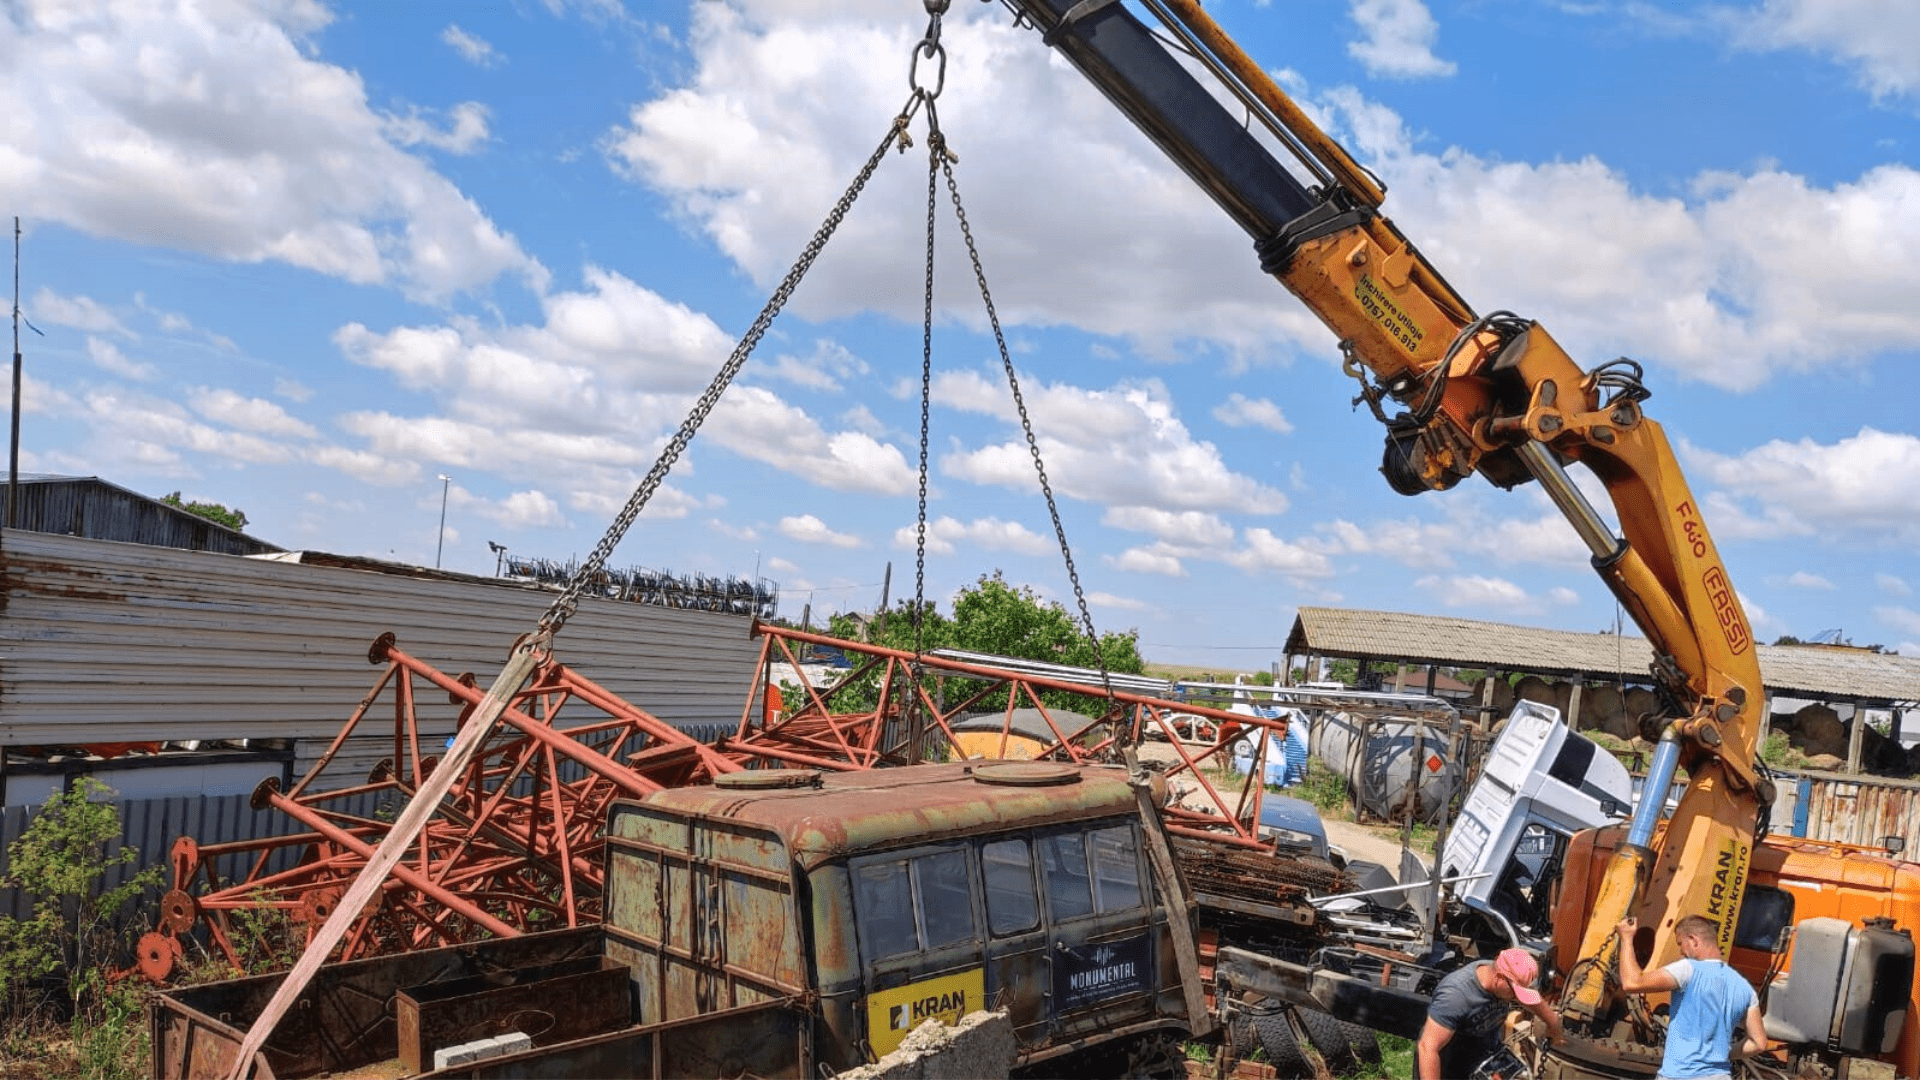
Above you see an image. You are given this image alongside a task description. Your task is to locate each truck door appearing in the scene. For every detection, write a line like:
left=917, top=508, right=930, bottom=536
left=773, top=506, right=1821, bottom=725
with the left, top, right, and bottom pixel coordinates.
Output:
left=1034, top=821, right=1160, bottom=1038
left=979, top=835, right=1052, bottom=1046
left=849, top=845, right=989, bottom=1059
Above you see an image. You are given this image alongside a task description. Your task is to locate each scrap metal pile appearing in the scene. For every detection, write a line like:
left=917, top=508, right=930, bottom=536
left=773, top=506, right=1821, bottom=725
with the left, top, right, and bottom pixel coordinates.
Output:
left=138, top=623, right=1314, bottom=982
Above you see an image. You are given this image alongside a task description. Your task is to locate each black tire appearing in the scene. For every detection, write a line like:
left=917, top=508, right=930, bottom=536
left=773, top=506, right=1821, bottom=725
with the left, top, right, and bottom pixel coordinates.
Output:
left=1341, top=1020, right=1382, bottom=1065
left=1294, top=1006, right=1357, bottom=1074
left=1251, top=1009, right=1313, bottom=1079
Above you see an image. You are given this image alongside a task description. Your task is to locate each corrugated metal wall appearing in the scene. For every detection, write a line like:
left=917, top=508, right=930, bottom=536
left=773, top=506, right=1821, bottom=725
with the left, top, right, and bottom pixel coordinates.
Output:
left=0, top=529, right=766, bottom=748
left=1791, top=770, right=1920, bottom=854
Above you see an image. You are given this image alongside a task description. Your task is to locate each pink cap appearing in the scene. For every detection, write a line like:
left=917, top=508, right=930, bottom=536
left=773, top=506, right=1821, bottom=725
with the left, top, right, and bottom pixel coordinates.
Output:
left=1496, top=949, right=1542, bottom=1005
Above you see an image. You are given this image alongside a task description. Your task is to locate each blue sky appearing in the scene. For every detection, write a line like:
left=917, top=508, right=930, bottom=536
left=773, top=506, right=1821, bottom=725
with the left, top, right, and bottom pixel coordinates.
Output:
left=7, top=0, right=1920, bottom=668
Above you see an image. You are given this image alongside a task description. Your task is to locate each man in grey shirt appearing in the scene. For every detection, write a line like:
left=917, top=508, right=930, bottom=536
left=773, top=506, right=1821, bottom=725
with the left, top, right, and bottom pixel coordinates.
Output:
left=1417, top=948, right=1564, bottom=1078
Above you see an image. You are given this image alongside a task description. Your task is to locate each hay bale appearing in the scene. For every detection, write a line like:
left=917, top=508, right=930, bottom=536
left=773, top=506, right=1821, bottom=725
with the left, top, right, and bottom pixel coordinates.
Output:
left=1476, top=675, right=1515, bottom=714
left=1514, top=675, right=1557, bottom=715
left=1580, top=685, right=1631, bottom=739
left=1805, top=753, right=1846, bottom=772
left=1788, top=704, right=1845, bottom=758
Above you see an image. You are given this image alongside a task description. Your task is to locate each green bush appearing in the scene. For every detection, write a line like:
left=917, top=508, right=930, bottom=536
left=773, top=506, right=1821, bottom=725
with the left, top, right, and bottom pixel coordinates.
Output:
left=0, top=777, right=162, bottom=1080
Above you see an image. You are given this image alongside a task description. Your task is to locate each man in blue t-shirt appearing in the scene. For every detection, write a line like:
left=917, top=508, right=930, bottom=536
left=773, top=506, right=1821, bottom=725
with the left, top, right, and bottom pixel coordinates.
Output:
left=1616, top=914, right=1769, bottom=1080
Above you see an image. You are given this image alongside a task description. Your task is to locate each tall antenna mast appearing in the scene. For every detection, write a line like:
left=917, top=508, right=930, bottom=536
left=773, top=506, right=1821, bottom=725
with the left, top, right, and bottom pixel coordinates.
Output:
left=9, top=216, right=21, bottom=530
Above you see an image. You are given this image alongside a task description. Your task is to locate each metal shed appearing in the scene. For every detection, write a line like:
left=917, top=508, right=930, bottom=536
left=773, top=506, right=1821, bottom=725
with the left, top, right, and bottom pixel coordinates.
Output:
left=0, top=474, right=280, bottom=555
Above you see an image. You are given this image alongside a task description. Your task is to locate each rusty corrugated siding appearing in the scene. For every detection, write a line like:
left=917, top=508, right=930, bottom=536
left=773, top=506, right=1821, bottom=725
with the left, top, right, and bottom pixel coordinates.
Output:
left=1797, top=770, right=1920, bottom=853
left=0, top=529, right=762, bottom=748
left=1286, top=606, right=1920, bottom=702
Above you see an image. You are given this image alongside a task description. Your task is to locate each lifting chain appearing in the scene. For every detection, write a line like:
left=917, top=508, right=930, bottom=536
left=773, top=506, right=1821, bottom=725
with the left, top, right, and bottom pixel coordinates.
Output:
left=531, top=88, right=933, bottom=653
left=909, top=3, right=1117, bottom=710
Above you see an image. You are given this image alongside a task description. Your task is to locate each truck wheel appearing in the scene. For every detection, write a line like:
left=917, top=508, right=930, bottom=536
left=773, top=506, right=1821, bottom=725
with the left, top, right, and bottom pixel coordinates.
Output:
left=1250, top=1010, right=1312, bottom=1079
left=1294, top=1006, right=1357, bottom=1073
left=1294, top=1007, right=1381, bottom=1070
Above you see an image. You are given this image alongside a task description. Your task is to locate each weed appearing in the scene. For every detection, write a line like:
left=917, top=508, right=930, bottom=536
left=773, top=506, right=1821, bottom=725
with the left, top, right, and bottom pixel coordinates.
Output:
left=1759, top=731, right=1812, bottom=771
left=1293, top=758, right=1355, bottom=819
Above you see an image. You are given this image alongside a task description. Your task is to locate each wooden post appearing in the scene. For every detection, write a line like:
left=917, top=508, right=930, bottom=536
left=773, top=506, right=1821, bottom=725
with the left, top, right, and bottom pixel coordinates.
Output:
left=1846, top=703, right=1867, bottom=774
left=1567, top=680, right=1583, bottom=730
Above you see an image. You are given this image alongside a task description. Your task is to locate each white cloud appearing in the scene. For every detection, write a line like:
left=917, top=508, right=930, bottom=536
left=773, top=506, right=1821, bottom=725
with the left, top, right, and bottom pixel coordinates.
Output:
left=1102, top=506, right=1236, bottom=548
left=709, top=519, right=759, bottom=541
left=1347, top=0, right=1457, bottom=79
left=275, top=378, right=314, bottom=403
left=1875, top=605, right=1920, bottom=637
left=1878, top=574, right=1912, bottom=597
left=894, top=515, right=1051, bottom=557
left=1087, top=590, right=1153, bottom=613
left=79, top=388, right=293, bottom=467
left=1688, top=428, right=1920, bottom=543
left=311, top=444, right=419, bottom=485
left=443, top=24, right=504, bottom=68
left=1212, top=393, right=1294, bottom=434
left=1228, top=528, right=1337, bottom=579
left=1786, top=571, right=1835, bottom=590
left=190, top=388, right=318, bottom=439
left=85, top=337, right=156, bottom=381
left=2, top=0, right=537, bottom=301
left=754, top=339, right=870, bottom=392
left=779, top=514, right=863, bottom=548
left=1723, top=0, right=1920, bottom=103
left=601, top=4, right=1920, bottom=390
left=483, top=489, right=567, bottom=528
left=1415, top=573, right=1531, bottom=609
left=31, top=289, right=131, bottom=336
left=383, top=102, right=492, bottom=156
left=941, top=377, right=1288, bottom=514
left=1110, top=544, right=1187, bottom=578
left=710, top=386, right=917, bottom=496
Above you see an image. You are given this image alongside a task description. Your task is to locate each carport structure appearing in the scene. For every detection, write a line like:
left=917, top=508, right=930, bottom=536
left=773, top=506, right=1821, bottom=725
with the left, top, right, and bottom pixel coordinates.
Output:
left=1282, top=606, right=1920, bottom=773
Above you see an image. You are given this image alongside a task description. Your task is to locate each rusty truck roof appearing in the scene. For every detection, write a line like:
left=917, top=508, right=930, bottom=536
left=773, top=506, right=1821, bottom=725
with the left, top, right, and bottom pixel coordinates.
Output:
left=641, top=761, right=1152, bottom=868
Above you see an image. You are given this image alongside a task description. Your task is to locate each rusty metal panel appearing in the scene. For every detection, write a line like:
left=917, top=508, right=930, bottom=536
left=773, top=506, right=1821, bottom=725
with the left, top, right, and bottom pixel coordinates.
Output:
left=643, top=762, right=1143, bottom=869
left=0, top=529, right=760, bottom=748
left=604, top=801, right=806, bottom=1024
left=150, top=926, right=605, bottom=1079
left=394, top=956, right=630, bottom=1074
left=443, top=997, right=811, bottom=1080
left=1797, top=771, right=1920, bottom=854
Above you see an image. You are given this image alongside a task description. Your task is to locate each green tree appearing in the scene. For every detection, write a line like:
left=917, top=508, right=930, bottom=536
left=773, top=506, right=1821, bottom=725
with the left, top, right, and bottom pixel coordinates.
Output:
left=161, top=491, right=248, bottom=532
left=799, top=572, right=1145, bottom=715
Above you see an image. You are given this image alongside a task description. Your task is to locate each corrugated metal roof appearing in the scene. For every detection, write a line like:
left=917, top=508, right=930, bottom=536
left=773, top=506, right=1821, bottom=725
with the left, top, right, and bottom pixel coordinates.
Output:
left=1285, top=606, right=1920, bottom=704
left=0, top=529, right=764, bottom=745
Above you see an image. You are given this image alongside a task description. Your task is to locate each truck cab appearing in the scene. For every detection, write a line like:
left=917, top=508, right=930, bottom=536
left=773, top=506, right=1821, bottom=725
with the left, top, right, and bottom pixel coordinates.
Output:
left=602, top=760, right=1195, bottom=1071
left=1438, top=701, right=1633, bottom=951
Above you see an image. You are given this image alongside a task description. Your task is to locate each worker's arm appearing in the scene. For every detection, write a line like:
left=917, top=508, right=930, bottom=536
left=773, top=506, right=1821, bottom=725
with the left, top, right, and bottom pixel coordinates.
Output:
left=1614, top=919, right=1680, bottom=994
left=1523, top=997, right=1565, bottom=1043
left=1734, top=1002, right=1768, bottom=1060
left=1415, top=1018, right=1454, bottom=1080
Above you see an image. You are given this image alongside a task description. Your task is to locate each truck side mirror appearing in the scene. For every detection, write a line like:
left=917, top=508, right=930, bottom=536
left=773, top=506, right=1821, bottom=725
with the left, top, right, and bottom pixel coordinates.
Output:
left=1600, top=798, right=1628, bottom=818
left=1883, top=836, right=1906, bottom=855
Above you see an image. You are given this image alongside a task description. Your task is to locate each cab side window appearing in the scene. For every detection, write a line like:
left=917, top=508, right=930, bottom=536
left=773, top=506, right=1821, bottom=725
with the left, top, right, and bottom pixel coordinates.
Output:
left=915, top=849, right=977, bottom=950
left=981, top=838, right=1040, bottom=936
left=853, top=849, right=980, bottom=961
left=1088, top=825, right=1143, bottom=911
left=853, top=860, right=918, bottom=960
left=1039, top=832, right=1095, bottom=921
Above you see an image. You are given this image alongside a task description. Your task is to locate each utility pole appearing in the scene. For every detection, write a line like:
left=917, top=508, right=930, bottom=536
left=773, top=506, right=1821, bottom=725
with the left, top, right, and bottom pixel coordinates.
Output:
left=434, top=474, right=452, bottom=568
left=9, top=217, right=23, bottom=530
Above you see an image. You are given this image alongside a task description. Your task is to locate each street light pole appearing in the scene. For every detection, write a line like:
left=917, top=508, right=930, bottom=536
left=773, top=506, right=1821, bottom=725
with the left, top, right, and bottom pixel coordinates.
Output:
left=435, top=474, right=452, bottom=569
